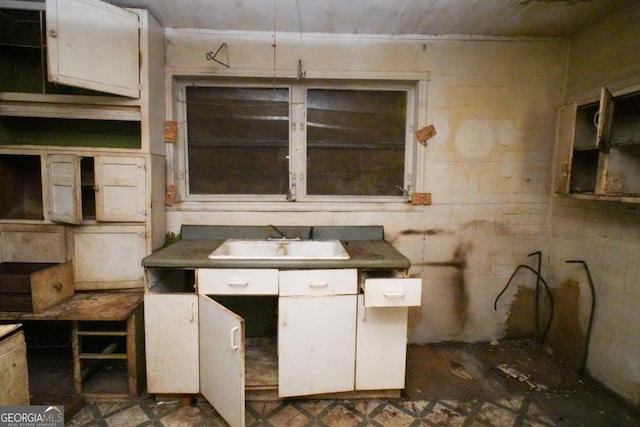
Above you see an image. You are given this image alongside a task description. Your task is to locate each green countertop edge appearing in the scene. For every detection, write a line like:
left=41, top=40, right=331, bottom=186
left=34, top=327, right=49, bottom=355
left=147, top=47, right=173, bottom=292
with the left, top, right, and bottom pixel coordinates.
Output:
left=143, top=238, right=410, bottom=270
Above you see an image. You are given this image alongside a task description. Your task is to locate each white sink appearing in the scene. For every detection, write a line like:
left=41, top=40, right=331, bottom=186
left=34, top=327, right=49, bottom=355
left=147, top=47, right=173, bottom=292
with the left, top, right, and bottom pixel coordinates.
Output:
left=208, top=239, right=350, bottom=260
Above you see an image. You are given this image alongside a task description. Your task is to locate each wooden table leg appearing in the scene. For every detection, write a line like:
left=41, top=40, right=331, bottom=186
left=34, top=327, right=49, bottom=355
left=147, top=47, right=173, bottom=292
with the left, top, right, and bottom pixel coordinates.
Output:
left=71, top=321, right=81, bottom=394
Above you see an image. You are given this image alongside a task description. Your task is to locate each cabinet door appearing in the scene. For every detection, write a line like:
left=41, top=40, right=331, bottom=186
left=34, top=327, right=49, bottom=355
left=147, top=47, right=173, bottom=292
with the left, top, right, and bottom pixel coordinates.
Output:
left=355, top=295, right=408, bottom=390
left=47, top=154, right=82, bottom=224
left=144, top=294, right=199, bottom=394
left=554, top=102, right=577, bottom=194
left=72, top=225, right=146, bottom=289
left=278, top=295, right=357, bottom=397
left=0, top=331, right=30, bottom=405
left=95, top=156, right=146, bottom=222
left=199, top=295, right=245, bottom=427
left=596, top=87, right=614, bottom=151
left=45, top=0, right=140, bottom=98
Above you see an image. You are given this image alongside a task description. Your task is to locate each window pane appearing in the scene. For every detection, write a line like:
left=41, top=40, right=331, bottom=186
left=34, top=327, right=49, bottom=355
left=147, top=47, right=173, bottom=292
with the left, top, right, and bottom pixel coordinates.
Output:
left=186, top=87, right=289, bottom=195
left=306, top=89, right=406, bottom=196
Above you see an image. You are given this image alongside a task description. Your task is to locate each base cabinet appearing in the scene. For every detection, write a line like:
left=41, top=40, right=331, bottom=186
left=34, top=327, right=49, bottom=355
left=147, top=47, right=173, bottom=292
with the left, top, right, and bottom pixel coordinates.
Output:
left=355, top=295, right=408, bottom=390
left=199, top=295, right=245, bottom=427
left=278, top=294, right=357, bottom=397
left=144, top=294, right=199, bottom=394
left=145, top=267, right=419, bottom=427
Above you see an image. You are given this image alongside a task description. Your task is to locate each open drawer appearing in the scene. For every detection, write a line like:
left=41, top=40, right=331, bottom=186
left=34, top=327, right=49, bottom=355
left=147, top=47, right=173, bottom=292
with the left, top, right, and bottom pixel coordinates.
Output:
left=360, top=270, right=421, bottom=307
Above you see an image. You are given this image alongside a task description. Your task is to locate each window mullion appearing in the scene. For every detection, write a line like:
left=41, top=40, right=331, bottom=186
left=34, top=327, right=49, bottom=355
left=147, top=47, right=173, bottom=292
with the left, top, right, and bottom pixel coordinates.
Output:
left=289, top=84, right=305, bottom=201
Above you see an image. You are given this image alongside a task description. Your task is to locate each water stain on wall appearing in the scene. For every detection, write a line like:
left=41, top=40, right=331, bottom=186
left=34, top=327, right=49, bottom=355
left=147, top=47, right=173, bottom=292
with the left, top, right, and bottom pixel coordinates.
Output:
left=400, top=228, right=455, bottom=237
left=400, top=227, right=469, bottom=339
left=547, top=279, right=586, bottom=372
left=504, top=286, right=536, bottom=338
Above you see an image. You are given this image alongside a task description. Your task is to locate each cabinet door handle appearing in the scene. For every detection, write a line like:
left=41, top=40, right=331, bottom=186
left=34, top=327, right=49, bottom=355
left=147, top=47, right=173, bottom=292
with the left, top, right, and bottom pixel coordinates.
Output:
left=282, top=305, right=287, bottom=326
left=228, top=281, right=249, bottom=287
left=308, top=282, right=328, bottom=288
left=230, top=327, right=239, bottom=350
left=189, top=302, right=195, bottom=322
left=383, top=292, right=405, bottom=298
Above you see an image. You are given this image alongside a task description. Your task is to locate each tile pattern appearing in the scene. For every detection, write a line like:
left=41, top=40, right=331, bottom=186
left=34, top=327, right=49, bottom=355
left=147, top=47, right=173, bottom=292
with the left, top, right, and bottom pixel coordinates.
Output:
left=66, top=341, right=640, bottom=426
left=66, top=392, right=640, bottom=427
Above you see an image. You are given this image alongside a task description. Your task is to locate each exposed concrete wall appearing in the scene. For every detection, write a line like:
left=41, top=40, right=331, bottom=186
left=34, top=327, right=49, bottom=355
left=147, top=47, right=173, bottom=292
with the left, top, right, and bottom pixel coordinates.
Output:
left=549, top=4, right=640, bottom=408
left=163, top=30, right=567, bottom=344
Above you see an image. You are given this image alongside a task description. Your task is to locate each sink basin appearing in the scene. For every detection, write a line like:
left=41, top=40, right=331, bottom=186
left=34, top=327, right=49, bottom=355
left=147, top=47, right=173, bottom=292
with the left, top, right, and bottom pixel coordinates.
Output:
left=208, top=239, right=350, bottom=260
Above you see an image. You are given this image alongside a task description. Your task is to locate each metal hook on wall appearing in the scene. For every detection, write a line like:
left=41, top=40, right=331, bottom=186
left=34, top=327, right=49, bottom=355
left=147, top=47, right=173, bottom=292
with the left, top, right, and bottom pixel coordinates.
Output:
left=205, top=43, right=230, bottom=68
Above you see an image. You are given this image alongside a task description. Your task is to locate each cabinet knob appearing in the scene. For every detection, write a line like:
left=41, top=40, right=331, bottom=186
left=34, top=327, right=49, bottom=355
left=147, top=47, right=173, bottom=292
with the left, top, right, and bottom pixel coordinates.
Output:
left=49, top=29, right=58, bottom=38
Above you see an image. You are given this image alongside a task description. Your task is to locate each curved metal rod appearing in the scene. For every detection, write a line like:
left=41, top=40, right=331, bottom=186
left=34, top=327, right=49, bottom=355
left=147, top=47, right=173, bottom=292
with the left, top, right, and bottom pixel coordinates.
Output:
left=566, top=260, right=597, bottom=376
left=494, top=264, right=554, bottom=348
left=528, top=251, right=543, bottom=340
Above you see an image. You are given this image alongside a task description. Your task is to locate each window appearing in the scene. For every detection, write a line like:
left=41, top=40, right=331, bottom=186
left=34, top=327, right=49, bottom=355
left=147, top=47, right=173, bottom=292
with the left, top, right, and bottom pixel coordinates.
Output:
left=179, top=80, right=417, bottom=203
left=185, top=86, right=290, bottom=195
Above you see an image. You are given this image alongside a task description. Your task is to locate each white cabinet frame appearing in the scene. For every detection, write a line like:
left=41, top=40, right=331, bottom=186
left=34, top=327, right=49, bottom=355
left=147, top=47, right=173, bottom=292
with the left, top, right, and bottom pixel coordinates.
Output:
left=47, top=154, right=82, bottom=224
left=46, top=154, right=146, bottom=224
left=554, top=86, right=640, bottom=202
left=45, top=0, right=141, bottom=98
left=145, top=293, right=199, bottom=394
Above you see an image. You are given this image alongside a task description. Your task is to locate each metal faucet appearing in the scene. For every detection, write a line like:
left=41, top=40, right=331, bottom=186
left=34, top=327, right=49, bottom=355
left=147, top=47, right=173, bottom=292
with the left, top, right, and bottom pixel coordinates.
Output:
left=266, top=225, right=300, bottom=241
left=267, top=224, right=286, bottom=239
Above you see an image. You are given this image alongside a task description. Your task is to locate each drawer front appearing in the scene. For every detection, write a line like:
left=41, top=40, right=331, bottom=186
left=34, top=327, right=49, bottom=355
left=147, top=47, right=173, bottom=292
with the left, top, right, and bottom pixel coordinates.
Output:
left=279, top=269, right=357, bottom=296
left=197, top=269, right=278, bottom=295
left=364, top=278, right=422, bottom=307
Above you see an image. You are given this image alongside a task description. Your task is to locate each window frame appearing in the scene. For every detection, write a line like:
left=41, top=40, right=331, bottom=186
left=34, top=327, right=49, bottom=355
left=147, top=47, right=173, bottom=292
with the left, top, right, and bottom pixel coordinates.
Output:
left=175, top=78, right=421, bottom=206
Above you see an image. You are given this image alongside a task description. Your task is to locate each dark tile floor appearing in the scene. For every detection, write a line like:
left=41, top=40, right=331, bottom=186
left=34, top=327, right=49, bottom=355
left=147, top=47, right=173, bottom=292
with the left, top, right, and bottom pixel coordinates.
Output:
left=66, top=340, right=640, bottom=426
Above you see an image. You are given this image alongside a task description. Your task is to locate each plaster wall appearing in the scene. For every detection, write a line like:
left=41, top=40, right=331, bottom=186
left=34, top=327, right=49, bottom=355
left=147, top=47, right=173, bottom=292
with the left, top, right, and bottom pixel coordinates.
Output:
left=162, top=29, right=567, bottom=344
left=549, top=4, right=640, bottom=407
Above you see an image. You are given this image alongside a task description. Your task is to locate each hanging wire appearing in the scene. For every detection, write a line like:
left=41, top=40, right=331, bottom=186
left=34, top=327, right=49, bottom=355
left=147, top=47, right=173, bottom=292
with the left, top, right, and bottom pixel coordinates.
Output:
left=272, top=0, right=277, bottom=89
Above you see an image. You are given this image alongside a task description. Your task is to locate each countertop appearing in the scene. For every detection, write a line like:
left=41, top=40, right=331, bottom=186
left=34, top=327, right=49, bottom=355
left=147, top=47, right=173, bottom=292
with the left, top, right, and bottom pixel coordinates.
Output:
left=141, top=239, right=411, bottom=270
left=0, top=292, right=144, bottom=321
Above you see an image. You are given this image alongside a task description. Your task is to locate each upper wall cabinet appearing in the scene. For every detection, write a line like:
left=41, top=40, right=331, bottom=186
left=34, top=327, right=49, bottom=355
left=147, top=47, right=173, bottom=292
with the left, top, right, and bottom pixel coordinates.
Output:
left=46, top=0, right=140, bottom=98
left=555, top=86, right=640, bottom=203
left=1, top=0, right=140, bottom=98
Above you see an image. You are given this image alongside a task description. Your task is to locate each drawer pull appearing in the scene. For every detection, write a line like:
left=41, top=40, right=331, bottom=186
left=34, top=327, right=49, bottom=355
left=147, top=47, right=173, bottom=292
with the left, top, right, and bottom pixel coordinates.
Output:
left=230, top=327, right=239, bottom=350
left=308, top=282, right=328, bottom=288
left=383, top=292, right=405, bottom=298
left=228, top=281, right=249, bottom=287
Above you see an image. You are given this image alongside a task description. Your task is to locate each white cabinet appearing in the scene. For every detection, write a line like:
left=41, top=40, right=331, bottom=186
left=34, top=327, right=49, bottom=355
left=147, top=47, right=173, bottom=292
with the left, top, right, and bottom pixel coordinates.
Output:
left=46, top=0, right=141, bottom=98
left=72, top=225, right=146, bottom=289
left=356, top=273, right=421, bottom=391
left=278, top=269, right=357, bottom=397
left=144, top=269, right=199, bottom=394
left=199, top=295, right=245, bottom=427
left=279, top=294, right=357, bottom=397
left=198, top=268, right=278, bottom=295
left=153, top=266, right=417, bottom=427
left=2, top=0, right=141, bottom=98
left=555, top=86, right=640, bottom=202
left=355, top=295, right=408, bottom=390
left=47, top=154, right=147, bottom=225
left=0, top=0, right=165, bottom=289
left=144, top=293, right=199, bottom=394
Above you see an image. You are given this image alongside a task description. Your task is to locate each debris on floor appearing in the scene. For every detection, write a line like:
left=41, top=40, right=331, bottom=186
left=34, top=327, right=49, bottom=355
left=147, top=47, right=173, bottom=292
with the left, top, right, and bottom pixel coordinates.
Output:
left=496, top=363, right=548, bottom=391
